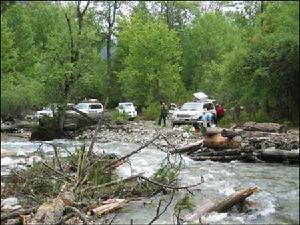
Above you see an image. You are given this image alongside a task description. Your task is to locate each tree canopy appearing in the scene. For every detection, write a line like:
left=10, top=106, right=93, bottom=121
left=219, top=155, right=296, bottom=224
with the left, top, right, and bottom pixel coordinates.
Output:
left=1, top=1, right=299, bottom=125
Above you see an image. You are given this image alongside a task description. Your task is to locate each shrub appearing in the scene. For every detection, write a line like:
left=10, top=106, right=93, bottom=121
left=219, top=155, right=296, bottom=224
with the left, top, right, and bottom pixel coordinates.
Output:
left=111, top=111, right=128, bottom=124
left=142, top=101, right=160, bottom=121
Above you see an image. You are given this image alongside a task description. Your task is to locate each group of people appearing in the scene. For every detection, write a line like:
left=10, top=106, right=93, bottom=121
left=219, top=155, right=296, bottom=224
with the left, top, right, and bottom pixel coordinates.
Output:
left=158, top=102, right=226, bottom=127
left=200, top=104, right=224, bottom=126
left=158, top=101, right=241, bottom=127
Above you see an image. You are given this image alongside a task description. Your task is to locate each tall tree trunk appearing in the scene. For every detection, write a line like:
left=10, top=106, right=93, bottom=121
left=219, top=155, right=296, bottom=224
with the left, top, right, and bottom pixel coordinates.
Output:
left=60, top=1, right=90, bottom=131
left=106, top=31, right=112, bottom=105
left=105, top=1, right=118, bottom=106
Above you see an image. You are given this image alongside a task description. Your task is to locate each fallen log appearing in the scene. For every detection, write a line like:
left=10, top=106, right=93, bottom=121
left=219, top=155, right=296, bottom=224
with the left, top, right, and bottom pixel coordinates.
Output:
left=1, top=124, right=18, bottom=132
left=1, top=207, right=37, bottom=221
left=184, top=187, right=258, bottom=222
left=259, top=148, right=299, bottom=164
left=28, top=191, right=75, bottom=225
left=92, top=199, right=126, bottom=216
left=191, top=155, right=244, bottom=162
left=203, top=133, right=241, bottom=150
left=242, top=122, right=286, bottom=133
left=192, top=149, right=241, bottom=157
left=171, top=140, right=203, bottom=154
left=211, top=187, right=258, bottom=213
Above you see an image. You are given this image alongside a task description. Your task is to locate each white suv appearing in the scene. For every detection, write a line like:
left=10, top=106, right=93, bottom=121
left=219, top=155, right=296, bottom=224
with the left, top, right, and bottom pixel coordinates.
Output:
left=117, top=102, right=137, bottom=119
left=74, top=102, right=103, bottom=118
left=172, top=101, right=216, bottom=126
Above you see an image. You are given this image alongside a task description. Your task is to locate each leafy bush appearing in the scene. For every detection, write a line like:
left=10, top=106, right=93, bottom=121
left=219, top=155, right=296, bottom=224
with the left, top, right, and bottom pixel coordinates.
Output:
left=182, top=125, right=193, bottom=132
left=111, top=111, right=128, bottom=124
left=142, top=101, right=160, bottom=121
left=30, top=113, right=62, bottom=141
left=1, top=78, right=44, bottom=117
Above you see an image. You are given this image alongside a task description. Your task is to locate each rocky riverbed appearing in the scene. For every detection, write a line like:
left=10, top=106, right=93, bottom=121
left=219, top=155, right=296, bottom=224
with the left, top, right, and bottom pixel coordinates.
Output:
left=75, top=120, right=200, bottom=149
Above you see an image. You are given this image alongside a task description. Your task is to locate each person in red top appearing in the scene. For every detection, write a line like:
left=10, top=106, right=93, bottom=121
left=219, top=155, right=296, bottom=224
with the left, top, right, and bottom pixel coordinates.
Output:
left=215, top=104, right=225, bottom=126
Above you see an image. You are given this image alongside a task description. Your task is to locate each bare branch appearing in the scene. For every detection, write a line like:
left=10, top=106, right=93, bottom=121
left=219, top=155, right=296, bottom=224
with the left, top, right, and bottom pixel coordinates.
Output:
left=82, top=173, right=143, bottom=192
left=82, top=1, right=90, bottom=16
left=41, top=161, right=73, bottom=182
left=54, top=213, right=75, bottom=225
left=47, top=143, right=64, bottom=172
left=103, top=133, right=161, bottom=169
left=139, top=175, right=203, bottom=191
left=65, top=206, right=88, bottom=225
left=148, top=190, right=175, bottom=225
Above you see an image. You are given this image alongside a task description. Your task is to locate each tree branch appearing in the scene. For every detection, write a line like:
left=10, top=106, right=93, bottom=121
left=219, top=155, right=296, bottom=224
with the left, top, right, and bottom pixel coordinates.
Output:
left=148, top=190, right=175, bottom=225
left=103, top=133, right=161, bottom=169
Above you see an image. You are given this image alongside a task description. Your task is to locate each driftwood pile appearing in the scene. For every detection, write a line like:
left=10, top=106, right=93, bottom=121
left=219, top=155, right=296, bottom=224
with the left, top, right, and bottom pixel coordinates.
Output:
left=174, top=122, right=299, bottom=164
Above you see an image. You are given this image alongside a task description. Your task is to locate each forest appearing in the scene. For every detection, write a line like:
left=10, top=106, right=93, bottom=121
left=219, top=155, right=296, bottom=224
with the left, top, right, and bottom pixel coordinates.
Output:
left=1, top=1, right=299, bottom=125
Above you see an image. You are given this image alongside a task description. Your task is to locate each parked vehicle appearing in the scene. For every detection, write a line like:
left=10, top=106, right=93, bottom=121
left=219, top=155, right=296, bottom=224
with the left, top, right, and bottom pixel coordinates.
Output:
left=116, top=102, right=137, bottom=119
left=168, top=103, right=178, bottom=118
left=34, top=104, right=58, bottom=119
left=74, top=101, right=103, bottom=117
left=172, top=101, right=216, bottom=126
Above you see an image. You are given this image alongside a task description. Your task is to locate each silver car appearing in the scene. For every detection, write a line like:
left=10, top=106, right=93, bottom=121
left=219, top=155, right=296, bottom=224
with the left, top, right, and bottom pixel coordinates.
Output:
left=171, top=101, right=216, bottom=126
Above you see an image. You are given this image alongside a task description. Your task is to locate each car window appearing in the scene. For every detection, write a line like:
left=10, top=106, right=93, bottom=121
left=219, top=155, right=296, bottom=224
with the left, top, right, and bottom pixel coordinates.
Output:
left=181, top=103, right=202, bottom=111
left=203, top=103, right=214, bottom=110
left=89, top=104, right=102, bottom=109
left=76, top=103, right=89, bottom=109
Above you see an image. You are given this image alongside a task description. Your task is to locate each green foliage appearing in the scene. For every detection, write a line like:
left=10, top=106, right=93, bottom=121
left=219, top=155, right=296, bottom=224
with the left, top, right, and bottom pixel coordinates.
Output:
left=117, top=13, right=185, bottom=108
left=30, top=114, right=62, bottom=141
left=1, top=162, right=64, bottom=204
left=141, top=101, right=160, bottom=121
left=1, top=77, right=44, bottom=116
left=0, top=1, right=298, bottom=126
left=111, top=111, right=128, bottom=124
left=174, top=194, right=196, bottom=218
left=182, top=125, right=193, bottom=132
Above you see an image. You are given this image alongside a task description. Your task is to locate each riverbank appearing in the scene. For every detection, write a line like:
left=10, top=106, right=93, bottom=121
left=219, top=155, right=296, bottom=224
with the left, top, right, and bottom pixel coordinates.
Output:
left=1, top=119, right=299, bottom=164
left=1, top=133, right=299, bottom=224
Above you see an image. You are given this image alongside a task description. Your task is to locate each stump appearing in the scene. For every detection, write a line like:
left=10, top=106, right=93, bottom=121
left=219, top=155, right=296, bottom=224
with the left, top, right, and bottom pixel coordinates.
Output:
left=203, top=133, right=241, bottom=150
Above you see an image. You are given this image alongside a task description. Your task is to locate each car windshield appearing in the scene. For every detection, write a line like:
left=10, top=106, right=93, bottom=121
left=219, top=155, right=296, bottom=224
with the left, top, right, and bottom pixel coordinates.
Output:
left=120, top=103, right=133, bottom=108
left=180, top=103, right=202, bottom=111
left=76, top=103, right=89, bottom=109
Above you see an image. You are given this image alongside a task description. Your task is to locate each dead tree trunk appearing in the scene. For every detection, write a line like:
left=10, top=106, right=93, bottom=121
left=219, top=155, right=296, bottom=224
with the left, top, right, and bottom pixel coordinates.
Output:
left=184, top=187, right=258, bottom=222
left=29, top=192, right=75, bottom=225
left=171, top=140, right=203, bottom=154
left=104, top=1, right=119, bottom=105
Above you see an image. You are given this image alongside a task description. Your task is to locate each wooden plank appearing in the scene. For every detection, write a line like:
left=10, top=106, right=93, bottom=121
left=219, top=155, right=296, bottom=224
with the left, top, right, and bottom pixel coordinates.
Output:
left=92, top=199, right=126, bottom=216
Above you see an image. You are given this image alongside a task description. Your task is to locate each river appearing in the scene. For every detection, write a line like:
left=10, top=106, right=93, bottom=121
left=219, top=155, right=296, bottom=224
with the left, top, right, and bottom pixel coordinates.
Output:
left=1, top=135, right=299, bottom=224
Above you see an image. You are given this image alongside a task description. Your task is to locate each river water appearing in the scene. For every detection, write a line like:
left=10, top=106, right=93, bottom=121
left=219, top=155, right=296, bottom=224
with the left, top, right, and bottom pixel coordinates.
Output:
left=1, top=136, right=299, bottom=224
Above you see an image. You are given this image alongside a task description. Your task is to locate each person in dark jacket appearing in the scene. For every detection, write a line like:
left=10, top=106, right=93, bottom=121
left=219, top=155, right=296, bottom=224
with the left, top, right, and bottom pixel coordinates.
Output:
left=158, top=102, right=168, bottom=127
left=233, top=102, right=241, bottom=125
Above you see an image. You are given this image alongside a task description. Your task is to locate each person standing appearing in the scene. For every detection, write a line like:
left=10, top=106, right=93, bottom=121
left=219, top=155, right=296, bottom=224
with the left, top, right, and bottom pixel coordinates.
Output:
left=215, top=104, right=225, bottom=126
left=158, top=102, right=168, bottom=127
left=233, top=102, right=241, bottom=125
